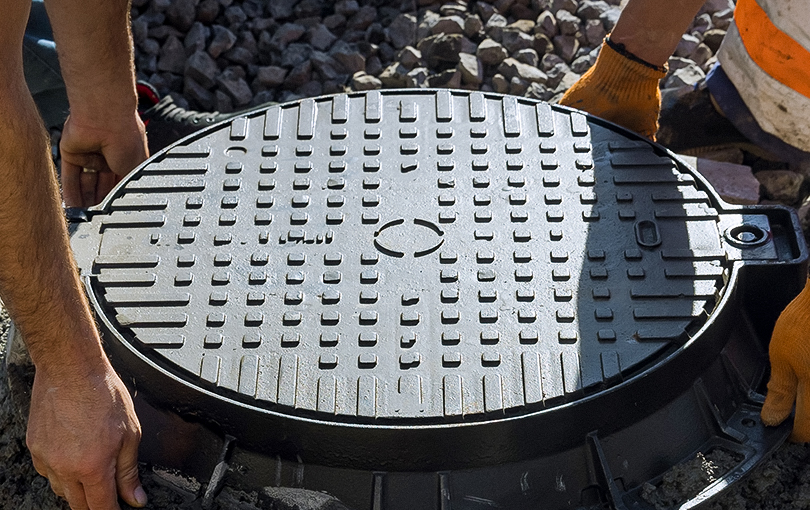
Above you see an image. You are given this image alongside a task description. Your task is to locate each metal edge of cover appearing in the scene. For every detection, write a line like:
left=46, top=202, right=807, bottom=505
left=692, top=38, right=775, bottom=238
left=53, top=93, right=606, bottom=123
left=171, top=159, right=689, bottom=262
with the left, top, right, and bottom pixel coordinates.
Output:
left=63, top=90, right=807, bottom=510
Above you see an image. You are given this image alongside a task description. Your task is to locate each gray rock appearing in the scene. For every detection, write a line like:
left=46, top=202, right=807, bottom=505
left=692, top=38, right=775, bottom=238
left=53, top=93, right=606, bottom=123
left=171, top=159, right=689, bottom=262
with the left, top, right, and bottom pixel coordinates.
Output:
left=224, top=5, right=247, bottom=27
left=555, top=9, right=580, bottom=36
left=418, top=33, right=464, bottom=68
left=417, top=11, right=441, bottom=41
left=501, top=29, right=535, bottom=53
left=545, top=61, right=570, bottom=88
left=515, top=48, right=540, bottom=67
left=441, top=2, right=468, bottom=16
left=541, top=52, right=566, bottom=70
left=324, top=14, right=346, bottom=31
left=508, top=19, right=536, bottom=34
left=365, top=55, right=383, bottom=76
left=388, top=13, right=417, bottom=49
left=477, top=38, right=508, bottom=66
left=208, top=25, right=237, bottom=58
left=690, top=43, right=713, bottom=68
left=139, top=10, right=165, bottom=28
left=140, top=38, right=161, bottom=56
left=151, top=0, right=171, bottom=12
left=711, top=8, right=734, bottom=31
left=756, top=170, right=805, bottom=203
left=526, top=82, right=555, bottom=100
left=553, top=34, right=580, bottom=63
left=136, top=54, right=157, bottom=75
left=148, top=25, right=183, bottom=41
left=157, top=35, right=186, bottom=74
left=535, top=10, right=558, bottom=38
left=250, top=90, right=275, bottom=107
left=433, top=16, right=465, bottom=35
left=184, top=77, right=215, bottom=110
left=183, top=51, right=219, bottom=89
left=132, top=17, right=149, bottom=45
left=335, top=0, right=360, bottom=17
left=268, top=0, right=296, bottom=19
left=534, top=33, right=554, bottom=55
left=298, top=81, right=323, bottom=98
left=309, top=52, right=347, bottom=81
left=272, top=23, right=306, bottom=48
left=352, top=71, right=383, bottom=90
left=461, top=37, right=478, bottom=55
left=691, top=13, right=712, bottom=36
left=702, top=29, right=726, bottom=54
left=379, top=63, right=411, bottom=87
left=406, top=67, right=430, bottom=88
left=570, top=53, right=594, bottom=74
left=196, top=0, right=219, bottom=24
left=464, top=14, right=484, bottom=38
left=254, top=66, right=288, bottom=88
left=584, top=18, right=606, bottom=47
left=458, top=53, right=484, bottom=85
left=599, top=7, right=621, bottom=32
left=667, top=56, right=693, bottom=72
left=184, top=22, right=209, bottom=54
left=702, top=55, right=719, bottom=73
left=216, top=74, right=252, bottom=106
left=553, top=70, right=580, bottom=94
left=347, top=6, right=377, bottom=31
left=498, top=57, right=548, bottom=84
left=552, top=0, right=578, bottom=14
left=492, top=73, right=510, bottom=93
left=283, top=60, right=313, bottom=90
left=427, top=69, right=462, bottom=88
left=576, top=0, right=610, bottom=19
left=675, top=34, right=701, bottom=59
left=397, top=46, right=423, bottom=69
left=699, top=0, right=734, bottom=16
left=224, top=46, right=254, bottom=66
left=215, top=89, right=233, bottom=112
left=282, top=43, right=312, bottom=68
left=485, top=13, right=508, bottom=41
left=476, top=1, right=497, bottom=22
left=308, top=25, right=337, bottom=51
left=330, top=41, right=366, bottom=74
left=510, top=76, right=529, bottom=95
left=663, top=64, right=705, bottom=89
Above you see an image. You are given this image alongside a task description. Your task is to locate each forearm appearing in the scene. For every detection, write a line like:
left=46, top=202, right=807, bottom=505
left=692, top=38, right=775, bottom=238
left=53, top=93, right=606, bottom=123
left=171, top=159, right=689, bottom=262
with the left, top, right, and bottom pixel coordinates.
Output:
left=44, top=0, right=137, bottom=127
left=610, top=0, right=707, bottom=66
left=0, top=73, right=106, bottom=376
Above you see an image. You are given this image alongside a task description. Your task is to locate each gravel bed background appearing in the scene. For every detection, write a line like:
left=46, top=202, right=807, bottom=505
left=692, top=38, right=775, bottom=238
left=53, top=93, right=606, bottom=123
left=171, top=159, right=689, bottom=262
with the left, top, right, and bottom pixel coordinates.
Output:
left=4, top=0, right=810, bottom=508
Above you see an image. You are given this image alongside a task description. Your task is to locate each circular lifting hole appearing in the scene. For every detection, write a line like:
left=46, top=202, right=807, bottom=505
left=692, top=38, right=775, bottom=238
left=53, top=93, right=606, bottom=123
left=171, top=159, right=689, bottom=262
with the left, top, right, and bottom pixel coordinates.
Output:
left=725, top=224, right=769, bottom=248
left=741, top=417, right=757, bottom=428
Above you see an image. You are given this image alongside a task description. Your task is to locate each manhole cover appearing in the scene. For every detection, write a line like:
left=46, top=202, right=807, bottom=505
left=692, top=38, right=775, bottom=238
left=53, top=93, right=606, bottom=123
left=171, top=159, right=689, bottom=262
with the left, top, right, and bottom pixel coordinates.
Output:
left=67, top=90, right=807, bottom=510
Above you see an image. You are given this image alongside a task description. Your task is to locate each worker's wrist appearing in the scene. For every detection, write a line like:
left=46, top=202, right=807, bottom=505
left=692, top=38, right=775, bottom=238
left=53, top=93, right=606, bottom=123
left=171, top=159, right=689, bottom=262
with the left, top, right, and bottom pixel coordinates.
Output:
left=591, top=38, right=668, bottom=90
left=604, top=36, right=667, bottom=73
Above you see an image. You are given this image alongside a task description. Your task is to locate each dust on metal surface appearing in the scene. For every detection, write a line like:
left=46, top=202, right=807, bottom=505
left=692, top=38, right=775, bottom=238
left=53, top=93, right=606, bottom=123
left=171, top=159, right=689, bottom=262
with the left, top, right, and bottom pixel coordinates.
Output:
left=73, top=90, right=730, bottom=421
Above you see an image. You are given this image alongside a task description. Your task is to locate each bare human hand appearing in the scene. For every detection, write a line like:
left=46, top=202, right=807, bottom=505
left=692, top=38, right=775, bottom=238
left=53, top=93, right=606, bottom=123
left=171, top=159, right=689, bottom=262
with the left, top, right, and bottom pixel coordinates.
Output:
left=60, top=112, right=148, bottom=208
left=26, top=354, right=146, bottom=510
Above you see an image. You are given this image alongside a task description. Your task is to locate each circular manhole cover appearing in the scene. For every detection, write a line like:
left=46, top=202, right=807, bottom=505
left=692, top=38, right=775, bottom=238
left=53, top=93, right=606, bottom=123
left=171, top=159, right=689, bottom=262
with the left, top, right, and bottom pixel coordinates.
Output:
left=67, top=90, right=806, bottom=509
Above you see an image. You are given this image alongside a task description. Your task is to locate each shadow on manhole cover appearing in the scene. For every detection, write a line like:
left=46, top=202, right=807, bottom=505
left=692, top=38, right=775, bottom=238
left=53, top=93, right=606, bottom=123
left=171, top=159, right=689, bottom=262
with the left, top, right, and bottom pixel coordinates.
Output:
left=53, top=90, right=809, bottom=509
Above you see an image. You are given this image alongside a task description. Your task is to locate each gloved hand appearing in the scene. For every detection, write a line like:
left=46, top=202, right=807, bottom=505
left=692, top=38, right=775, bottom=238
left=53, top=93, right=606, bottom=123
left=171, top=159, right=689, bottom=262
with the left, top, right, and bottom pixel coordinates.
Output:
left=559, top=39, right=667, bottom=140
left=761, top=277, right=810, bottom=442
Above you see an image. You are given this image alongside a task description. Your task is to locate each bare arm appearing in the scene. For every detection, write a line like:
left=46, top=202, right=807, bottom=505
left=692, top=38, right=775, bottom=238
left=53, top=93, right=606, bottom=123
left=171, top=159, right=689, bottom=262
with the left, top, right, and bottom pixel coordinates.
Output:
left=45, top=0, right=149, bottom=207
left=610, top=0, right=707, bottom=67
left=0, top=1, right=145, bottom=509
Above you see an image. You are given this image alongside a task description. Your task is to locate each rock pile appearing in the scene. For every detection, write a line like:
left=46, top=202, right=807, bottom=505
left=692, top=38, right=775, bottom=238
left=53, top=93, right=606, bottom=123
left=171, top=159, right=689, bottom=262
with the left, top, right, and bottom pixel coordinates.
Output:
left=131, top=0, right=733, bottom=113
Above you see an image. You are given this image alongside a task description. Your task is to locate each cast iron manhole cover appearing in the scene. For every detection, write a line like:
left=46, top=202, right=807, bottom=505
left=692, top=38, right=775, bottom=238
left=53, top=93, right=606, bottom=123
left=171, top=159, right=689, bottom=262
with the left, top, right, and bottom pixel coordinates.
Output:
left=67, top=90, right=807, bottom=510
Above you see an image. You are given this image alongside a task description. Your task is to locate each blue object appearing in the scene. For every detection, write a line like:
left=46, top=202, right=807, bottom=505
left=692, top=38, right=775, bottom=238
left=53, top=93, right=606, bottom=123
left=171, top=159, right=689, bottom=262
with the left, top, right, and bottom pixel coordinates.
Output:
left=23, top=0, right=69, bottom=129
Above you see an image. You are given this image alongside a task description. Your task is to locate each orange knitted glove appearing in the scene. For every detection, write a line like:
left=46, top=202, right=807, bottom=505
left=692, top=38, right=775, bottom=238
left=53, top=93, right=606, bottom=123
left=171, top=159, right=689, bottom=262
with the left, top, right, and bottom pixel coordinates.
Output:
left=762, top=277, right=810, bottom=442
left=559, top=39, right=667, bottom=140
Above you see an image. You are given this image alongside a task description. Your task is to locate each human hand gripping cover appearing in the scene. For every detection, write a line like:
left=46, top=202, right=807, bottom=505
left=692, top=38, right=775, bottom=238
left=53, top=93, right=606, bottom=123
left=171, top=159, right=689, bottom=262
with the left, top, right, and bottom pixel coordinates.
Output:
left=558, top=40, right=667, bottom=140
left=762, top=278, right=810, bottom=442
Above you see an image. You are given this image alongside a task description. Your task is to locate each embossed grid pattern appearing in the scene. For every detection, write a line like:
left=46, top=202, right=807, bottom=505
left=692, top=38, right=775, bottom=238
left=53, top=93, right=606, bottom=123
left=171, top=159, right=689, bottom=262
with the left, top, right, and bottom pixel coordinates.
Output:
left=78, top=91, right=728, bottom=421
